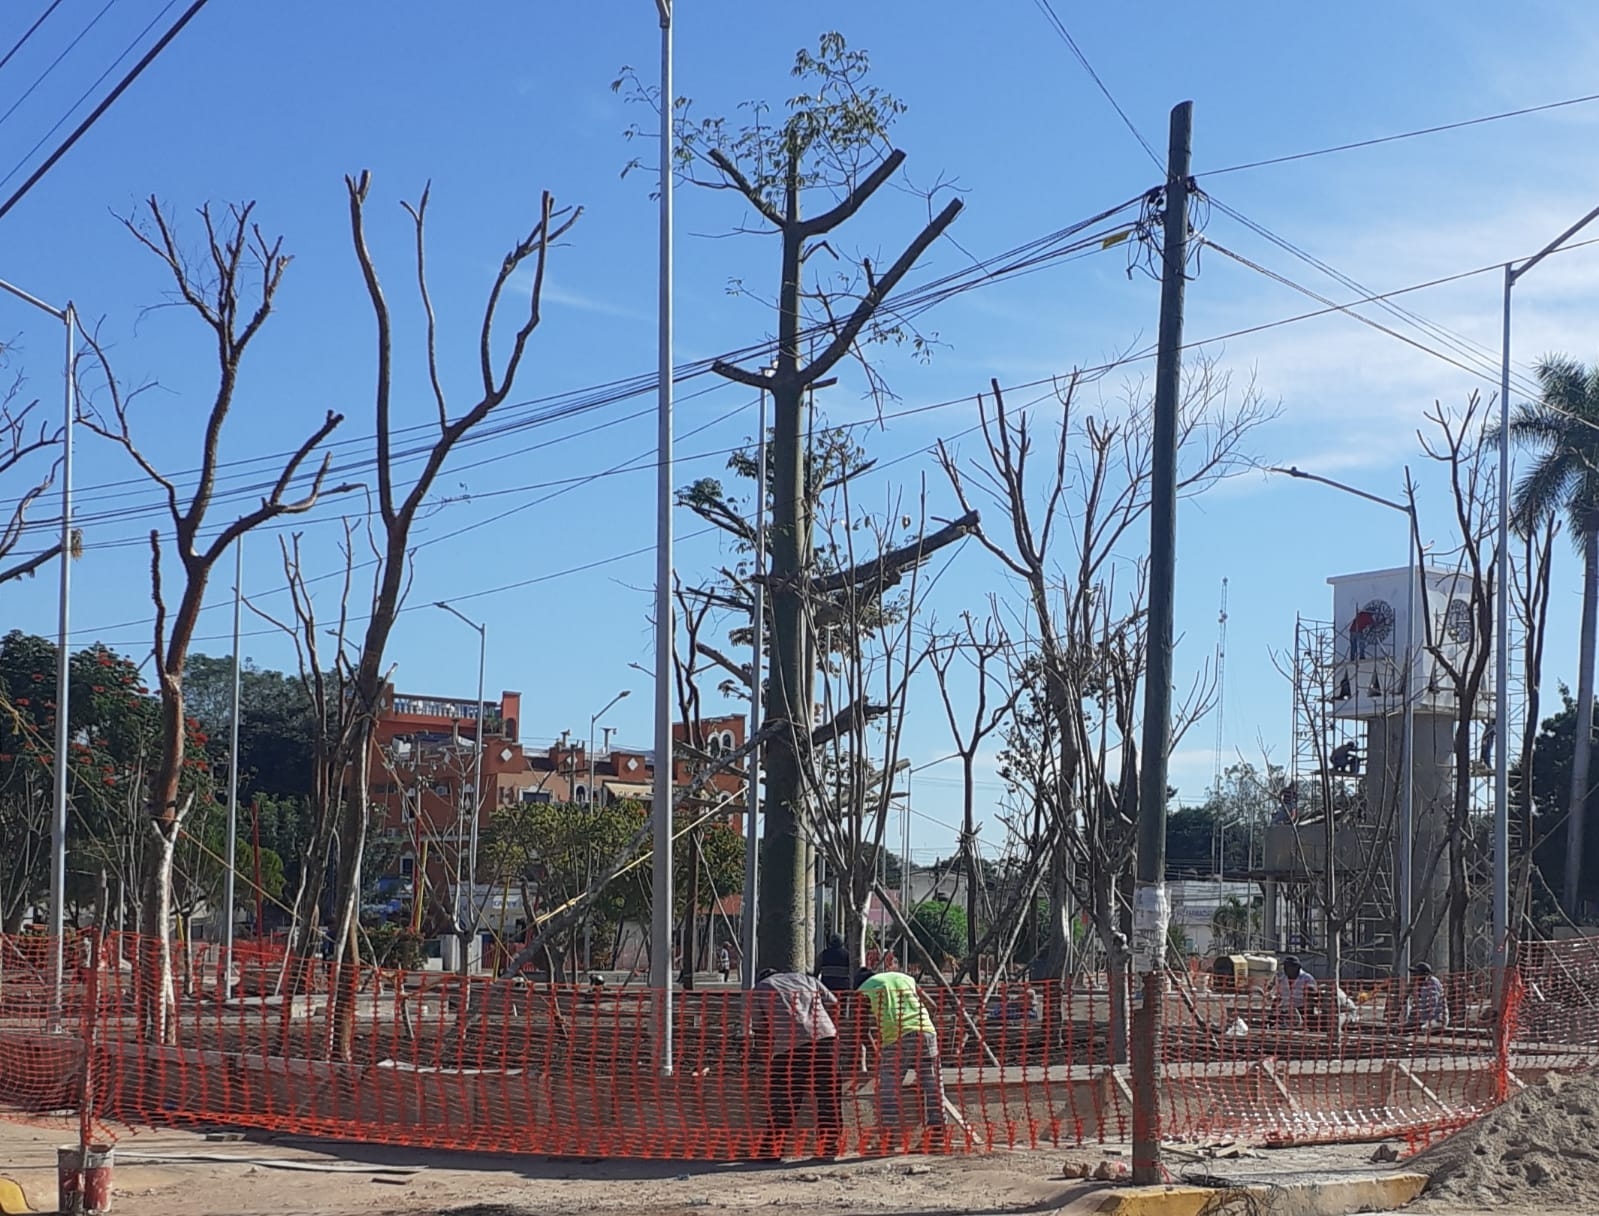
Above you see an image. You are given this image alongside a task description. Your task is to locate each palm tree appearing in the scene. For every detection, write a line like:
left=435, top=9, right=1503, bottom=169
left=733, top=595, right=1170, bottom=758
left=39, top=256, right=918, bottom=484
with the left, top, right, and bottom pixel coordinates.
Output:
left=1508, top=355, right=1599, bottom=917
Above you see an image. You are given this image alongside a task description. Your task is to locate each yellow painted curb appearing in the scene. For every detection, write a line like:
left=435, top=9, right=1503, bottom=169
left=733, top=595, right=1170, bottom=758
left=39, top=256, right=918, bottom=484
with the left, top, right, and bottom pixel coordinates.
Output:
left=0, top=1175, right=37, bottom=1216
left=1092, top=1185, right=1217, bottom=1216
left=1089, top=1172, right=1429, bottom=1216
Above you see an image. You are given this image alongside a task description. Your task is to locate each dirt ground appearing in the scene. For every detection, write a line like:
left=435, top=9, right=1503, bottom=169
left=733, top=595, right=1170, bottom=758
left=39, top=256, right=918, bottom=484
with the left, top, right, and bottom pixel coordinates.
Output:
left=1407, top=1071, right=1599, bottom=1213
left=0, top=1118, right=1568, bottom=1216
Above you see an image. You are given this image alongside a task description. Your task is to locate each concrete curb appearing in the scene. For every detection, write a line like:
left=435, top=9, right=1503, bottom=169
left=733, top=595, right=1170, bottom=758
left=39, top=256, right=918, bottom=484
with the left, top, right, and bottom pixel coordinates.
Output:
left=1086, top=1171, right=1428, bottom=1216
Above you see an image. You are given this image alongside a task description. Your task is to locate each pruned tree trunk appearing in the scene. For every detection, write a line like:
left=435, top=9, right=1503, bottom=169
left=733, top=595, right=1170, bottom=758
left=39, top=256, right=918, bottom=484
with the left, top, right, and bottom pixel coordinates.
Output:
left=1566, top=522, right=1599, bottom=915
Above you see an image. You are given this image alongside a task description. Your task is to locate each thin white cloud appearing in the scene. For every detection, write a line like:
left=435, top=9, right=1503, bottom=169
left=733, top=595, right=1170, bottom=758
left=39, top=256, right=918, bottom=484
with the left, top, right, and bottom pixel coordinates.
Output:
left=538, top=283, right=653, bottom=324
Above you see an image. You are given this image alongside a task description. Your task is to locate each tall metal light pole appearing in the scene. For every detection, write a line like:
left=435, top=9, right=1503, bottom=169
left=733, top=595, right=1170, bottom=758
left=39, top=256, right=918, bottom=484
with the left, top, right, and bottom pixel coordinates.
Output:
left=434, top=601, right=486, bottom=971
left=1272, top=466, right=1421, bottom=977
left=223, top=539, right=243, bottom=1000
left=0, top=279, right=74, bottom=1027
left=1497, top=203, right=1599, bottom=977
left=650, top=0, right=676, bottom=1076
left=900, top=765, right=913, bottom=917
left=740, top=369, right=772, bottom=988
left=588, top=689, right=631, bottom=806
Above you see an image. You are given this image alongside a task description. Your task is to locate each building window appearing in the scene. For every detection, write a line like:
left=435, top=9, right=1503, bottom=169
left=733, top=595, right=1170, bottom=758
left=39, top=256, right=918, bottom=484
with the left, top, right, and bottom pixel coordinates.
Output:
left=573, top=784, right=586, bottom=803
left=399, top=856, right=414, bottom=877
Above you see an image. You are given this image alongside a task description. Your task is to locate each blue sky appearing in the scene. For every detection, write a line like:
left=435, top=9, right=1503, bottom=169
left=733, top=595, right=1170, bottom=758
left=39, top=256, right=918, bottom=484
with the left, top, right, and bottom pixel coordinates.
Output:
left=3, top=0, right=1599, bottom=864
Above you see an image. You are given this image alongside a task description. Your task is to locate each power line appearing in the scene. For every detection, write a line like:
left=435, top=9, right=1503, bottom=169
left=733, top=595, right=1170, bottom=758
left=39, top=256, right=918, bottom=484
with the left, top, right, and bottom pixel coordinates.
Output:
left=45, top=227, right=1599, bottom=567
left=88, top=523, right=722, bottom=653
left=1029, top=0, right=1161, bottom=169
left=0, top=1, right=180, bottom=193
left=1207, top=196, right=1544, bottom=399
left=0, top=0, right=121, bottom=133
left=0, top=0, right=213, bottom=225
left=55, top=217, right=1599, bottom=648
left=1200, top=236, right=1599, bottom=440
left=5, top=193, right=1148, bottom=529
left=0, top=0, right=68, bottom=74
left=1204, top=89, right=1599, bottom=177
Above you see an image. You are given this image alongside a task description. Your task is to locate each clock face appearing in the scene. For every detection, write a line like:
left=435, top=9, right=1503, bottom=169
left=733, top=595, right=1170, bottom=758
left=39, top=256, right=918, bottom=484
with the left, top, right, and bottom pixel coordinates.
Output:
left=1358, top=599, right=1395, bottom=642
left=1445, top=598, right=1473, bottom=645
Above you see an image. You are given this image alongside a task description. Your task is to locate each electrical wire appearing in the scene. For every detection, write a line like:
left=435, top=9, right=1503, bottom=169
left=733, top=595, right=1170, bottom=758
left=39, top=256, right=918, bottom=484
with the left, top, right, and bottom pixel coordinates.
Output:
left=0, top=0, right=213, bottom=224
left=1029, top=0, right=1161, bottom=169
left=52, top=201, right=1599, bottom=648
left=0, top=0, right=68, bottom=75
left=0, top=0, right=120, bottom=133
left=1201, top=235, right=1599, bottom=441
left=1207, top=195, right=1544, bottom=399
left=4, top=192, right=1150, bottom=533
left=41, top=225, right=1599, bottom=567
left=36, top=241, right=1592, bottom=633
left=1204, top=89, right=1599, bottom=177
left=0, top=1, right=180, bottom=193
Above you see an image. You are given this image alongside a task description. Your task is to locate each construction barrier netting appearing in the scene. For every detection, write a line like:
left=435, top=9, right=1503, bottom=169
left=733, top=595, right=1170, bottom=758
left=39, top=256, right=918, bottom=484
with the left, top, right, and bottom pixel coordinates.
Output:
left=2, top=932, right=1595, bottom=1160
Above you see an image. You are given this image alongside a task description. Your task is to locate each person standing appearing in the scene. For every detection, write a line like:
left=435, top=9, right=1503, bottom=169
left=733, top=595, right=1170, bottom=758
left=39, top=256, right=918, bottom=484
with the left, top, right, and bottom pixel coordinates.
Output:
left=816, top=932, right=853, bottom=993
left=856, top=967, right=946, bottom=1143
left=749, top=967, right=843, bottom=1158
left=718, top=945, right=732, bottom=983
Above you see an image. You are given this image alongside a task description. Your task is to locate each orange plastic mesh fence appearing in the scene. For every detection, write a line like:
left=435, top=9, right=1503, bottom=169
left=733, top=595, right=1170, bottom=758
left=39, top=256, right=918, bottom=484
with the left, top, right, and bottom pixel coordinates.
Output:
left=2, top=933, right=1595, bottom=1160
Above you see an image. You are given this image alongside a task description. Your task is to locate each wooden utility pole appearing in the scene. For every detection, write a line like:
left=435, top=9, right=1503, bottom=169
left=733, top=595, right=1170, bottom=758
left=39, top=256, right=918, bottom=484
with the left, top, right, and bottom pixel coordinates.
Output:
left=1130, top=99, right=1193, bottom=1188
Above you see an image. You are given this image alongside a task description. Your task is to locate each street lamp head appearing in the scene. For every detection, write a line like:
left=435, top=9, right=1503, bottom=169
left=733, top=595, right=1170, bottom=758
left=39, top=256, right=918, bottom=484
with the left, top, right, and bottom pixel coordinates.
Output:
left=619, top=689, right=633, bottom=699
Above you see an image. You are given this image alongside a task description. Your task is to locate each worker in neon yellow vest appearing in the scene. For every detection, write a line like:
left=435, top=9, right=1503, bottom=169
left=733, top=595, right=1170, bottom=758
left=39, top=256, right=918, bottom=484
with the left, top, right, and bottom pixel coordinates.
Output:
left=855, top=967, right=946, bottom=1136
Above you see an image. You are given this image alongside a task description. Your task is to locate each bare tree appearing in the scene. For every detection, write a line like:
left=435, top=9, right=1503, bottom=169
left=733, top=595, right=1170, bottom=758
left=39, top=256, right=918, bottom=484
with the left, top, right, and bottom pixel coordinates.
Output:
left=929, top=605, right=1021, bottom=981
left=251, top=175, right=577, bottom=1059
left=245, top=522, right=368, bottom=1016
left=790, top=479, right=936, bottom=972
left=942, top=362, right=1267, bottom=1055
left=1417, top=396, right=1499, bottom=970
left=78, top=199, right=349, bottom=1040
left=0, top=353, right=65, bottom=585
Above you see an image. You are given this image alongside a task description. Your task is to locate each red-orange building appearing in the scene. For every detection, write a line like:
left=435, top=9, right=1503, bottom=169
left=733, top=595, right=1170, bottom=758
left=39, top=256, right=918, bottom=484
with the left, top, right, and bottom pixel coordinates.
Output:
left=364, top=684, right=747, bottom=936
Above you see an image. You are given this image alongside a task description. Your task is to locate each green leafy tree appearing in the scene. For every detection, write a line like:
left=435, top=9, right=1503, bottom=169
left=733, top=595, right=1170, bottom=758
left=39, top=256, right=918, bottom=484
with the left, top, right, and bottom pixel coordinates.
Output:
left=185, top=653, right=318, bottom=800
left=1508, top=356, right=1599, bottom=915
left=482, top=799, right=745, bottom=975
left=0, top=631, right=211, bottom=934
left=1518, top=693, right=1599, bottom=918
left=908, top=899, right=967, bottom=966
left=1210, top=894, right=1259, bottom=954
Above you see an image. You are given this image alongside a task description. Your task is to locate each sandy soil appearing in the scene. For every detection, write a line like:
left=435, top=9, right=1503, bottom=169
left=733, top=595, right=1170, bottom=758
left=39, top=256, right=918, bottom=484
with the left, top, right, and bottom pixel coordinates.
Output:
left=0, top=1120, right=1098, bottom=1216
left=1408, top=1071, right=1599, bottom=1213
left=0, top=1117, right=1569, bottom=1216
